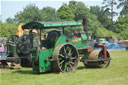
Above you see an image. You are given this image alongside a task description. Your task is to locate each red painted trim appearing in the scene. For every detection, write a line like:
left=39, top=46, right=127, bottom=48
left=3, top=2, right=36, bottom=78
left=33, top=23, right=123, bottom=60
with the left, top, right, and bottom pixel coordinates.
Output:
left=103, top=46, right=107, bottom=58
left=94, top=44, right=107, bottom=58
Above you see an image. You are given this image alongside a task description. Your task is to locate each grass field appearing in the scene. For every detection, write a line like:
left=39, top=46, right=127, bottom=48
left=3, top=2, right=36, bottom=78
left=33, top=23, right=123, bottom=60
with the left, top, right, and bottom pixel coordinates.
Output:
left=0, top=50, right=128, bottom=85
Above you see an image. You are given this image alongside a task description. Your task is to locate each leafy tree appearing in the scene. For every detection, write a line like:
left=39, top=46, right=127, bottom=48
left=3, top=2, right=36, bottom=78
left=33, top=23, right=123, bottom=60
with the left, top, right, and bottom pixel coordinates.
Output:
left=0, top=22, right=17, bottom=37
left=40, top=7, right=60, bottom=21
left=57, top=4, right=74, bottom=21
left=114, top=15, right=128, bottom=33
left=0, top=16, right=2, bottom=23
left=90, top=6, right=112, bottom=30
left=119, top=28, right=128, bottom=39
left=69, top=1, right=89, bottom=21
left=14, top=4, right=41, bottom=24
left=68, top=1, right=108, bottom=36
left=102, top=0, right=117, bottom=30
left=87, top=13, right=105, bottom=36
left=96, top=26, right=117, bottom=37
left=117, top=0, right=128, bottom=16
left=90, top=6, right=101, bottom=16
left=6, top=17, right=15, bottom=24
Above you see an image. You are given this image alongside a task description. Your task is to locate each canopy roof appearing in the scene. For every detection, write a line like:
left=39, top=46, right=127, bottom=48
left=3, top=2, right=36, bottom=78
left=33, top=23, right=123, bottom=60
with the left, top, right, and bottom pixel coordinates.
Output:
left=22, top=21, right=82, bottom=29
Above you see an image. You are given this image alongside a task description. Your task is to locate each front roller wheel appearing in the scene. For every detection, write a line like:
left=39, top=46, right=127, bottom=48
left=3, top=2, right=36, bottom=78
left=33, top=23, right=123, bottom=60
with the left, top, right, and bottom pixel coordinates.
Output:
left=84, top=50, right=111, bottom=68
left=52, top=44, right=79, bottom=73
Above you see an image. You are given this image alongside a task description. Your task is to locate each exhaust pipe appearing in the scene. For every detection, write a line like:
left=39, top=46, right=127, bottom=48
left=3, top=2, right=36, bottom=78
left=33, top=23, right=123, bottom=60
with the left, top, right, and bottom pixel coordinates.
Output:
left=82, top=16, right=88, bottom=38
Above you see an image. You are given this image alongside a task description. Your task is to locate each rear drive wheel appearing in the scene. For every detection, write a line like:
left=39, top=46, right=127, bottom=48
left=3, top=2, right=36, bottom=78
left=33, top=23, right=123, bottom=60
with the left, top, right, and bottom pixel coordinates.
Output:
left=53, top=44, right=79, bottom=73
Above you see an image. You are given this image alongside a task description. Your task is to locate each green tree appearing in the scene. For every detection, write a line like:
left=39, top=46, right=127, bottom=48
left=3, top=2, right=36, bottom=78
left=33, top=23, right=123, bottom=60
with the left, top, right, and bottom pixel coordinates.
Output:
left=57, top=4, right=74, bottom=21
left=14, top=4, right=41, bottom=24
left=117, top=0, right=128, bottom=16
left=69, top=1, right=89, bottom=21
left=6, top=17, right=15, bottom=24
left=87, top=13, right=106, bottom=36
left=0, top=16, right=2, bottom=23
left=114, top=15, right=128, bottom=33
left=119, top=28, right=128, bottom=39
left=90, top=6, right=112, bottom=30
left=96, top=26, right=117, bottom=37
left=0, top=22, right=2, bottom=36
left=40, top=7, right=60, bottom=21
left=0, top=22, right=17, bottom=37
left=68, top=1, right=107, bottom=36
left=102, top=0, right=117, bottom=30
left=90, top=6, right=101, bottom=16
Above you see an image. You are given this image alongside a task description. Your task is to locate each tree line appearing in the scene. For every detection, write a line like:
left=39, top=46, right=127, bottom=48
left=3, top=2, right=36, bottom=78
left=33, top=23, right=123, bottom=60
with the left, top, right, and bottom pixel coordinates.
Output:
left=0, top=0, right=128, bottom=39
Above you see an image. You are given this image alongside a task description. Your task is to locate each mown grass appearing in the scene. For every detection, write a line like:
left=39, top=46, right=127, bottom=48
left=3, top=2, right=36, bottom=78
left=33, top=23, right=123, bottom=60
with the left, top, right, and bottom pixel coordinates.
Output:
left=0, top=50, right=128, bottom=85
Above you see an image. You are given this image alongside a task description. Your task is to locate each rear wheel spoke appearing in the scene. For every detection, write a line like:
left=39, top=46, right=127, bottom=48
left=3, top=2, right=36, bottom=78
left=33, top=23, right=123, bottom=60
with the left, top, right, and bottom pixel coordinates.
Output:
left=70, top=57, right=77, bottom=60
left=64, top=47, right=67, bottom=54
left=69, top=61, right=75, bottom=65
left=68, top=48, right=72, bottom=56
left=64, top=62, right=68, bottom=71
left=58, top=57, right=63, bottom=60
left=68, top=62, right=73, bottom=69
left=58, top=60, right=64, bottom=66
left=59, top=54, right=65, bottom=58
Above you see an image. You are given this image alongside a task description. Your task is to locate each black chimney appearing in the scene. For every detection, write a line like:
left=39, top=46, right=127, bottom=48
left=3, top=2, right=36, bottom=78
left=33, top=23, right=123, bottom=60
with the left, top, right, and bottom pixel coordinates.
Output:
left=82, top=16, right=88, bottom=37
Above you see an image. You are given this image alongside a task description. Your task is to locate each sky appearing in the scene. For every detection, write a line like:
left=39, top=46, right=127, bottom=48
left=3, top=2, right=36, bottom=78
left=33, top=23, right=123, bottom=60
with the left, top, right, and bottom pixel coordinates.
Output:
left=0, top=0, right=120, bottom=22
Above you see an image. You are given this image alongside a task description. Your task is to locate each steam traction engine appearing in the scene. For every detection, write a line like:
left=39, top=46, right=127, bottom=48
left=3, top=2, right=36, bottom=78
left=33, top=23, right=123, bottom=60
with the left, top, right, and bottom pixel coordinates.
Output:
left=20, top=17, right=111, bottom=73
